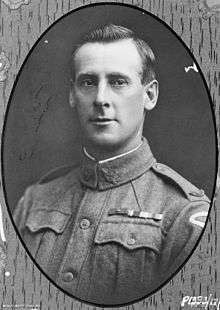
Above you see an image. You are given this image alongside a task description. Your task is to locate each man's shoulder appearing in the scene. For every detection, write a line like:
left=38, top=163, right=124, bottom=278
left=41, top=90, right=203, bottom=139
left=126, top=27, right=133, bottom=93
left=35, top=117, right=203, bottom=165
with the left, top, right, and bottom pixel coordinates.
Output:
left=14, top=164, right=80, bottom=234
left=23, top=163, right=80, bottom=206
left=38, top=163, right=80, bottom=185
left=149, top=162, right=210, bottom=232
left=150, top=161, right=210, bottom=203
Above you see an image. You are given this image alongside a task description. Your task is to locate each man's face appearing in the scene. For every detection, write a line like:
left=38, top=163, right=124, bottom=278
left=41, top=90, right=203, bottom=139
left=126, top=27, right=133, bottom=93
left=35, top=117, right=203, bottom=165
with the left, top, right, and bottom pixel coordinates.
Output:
left=71, top=39, right=156, bottom=151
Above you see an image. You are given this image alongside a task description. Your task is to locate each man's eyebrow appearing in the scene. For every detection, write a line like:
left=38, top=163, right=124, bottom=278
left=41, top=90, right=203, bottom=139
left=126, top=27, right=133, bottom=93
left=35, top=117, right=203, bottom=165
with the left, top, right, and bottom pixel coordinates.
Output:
left=107, top=73, right=131, bottom=80
left=75, top=73, right=97, bottom=80
left=77, top=72, right=96, bottom=77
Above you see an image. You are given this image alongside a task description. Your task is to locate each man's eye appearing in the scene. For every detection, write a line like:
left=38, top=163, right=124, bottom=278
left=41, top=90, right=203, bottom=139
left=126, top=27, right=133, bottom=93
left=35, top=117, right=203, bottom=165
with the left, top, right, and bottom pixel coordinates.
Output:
left=110, top=79, right=128, bottom=87
left=80, top=79, right=95, bottom=87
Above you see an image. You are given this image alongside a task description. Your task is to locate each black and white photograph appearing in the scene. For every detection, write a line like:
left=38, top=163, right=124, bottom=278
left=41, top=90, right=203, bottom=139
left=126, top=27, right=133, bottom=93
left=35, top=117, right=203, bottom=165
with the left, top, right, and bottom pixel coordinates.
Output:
left=1, top=3, right=217, bottom=307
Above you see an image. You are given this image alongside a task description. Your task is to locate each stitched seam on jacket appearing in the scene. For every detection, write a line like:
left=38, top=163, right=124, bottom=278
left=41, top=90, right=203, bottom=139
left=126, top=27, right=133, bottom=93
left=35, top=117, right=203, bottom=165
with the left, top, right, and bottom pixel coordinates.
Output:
left=44, top=193, right=76, bottom=280
left=76, top=189, right=113, bottom=299
left=130, top=180, right=142, bottom=211
left=34, top=231, right=48, bottom=260
left=56, top=189, right=90, bottom=286
left=28, top=209, right=71, bottom=216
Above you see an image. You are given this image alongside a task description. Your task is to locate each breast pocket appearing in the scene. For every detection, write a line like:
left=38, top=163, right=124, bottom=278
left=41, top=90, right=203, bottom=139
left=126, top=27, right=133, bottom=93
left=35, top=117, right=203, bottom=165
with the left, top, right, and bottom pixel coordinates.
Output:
left=90, top=217, right=164, bottom=301
left=22, top=210, right=71, bottom=266
left=94, top=217, right=163, bottom=255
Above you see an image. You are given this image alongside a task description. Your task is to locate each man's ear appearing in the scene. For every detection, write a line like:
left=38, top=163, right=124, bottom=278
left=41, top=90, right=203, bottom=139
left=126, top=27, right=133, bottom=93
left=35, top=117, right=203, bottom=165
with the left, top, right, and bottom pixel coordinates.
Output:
left=144, top=79, right=159, bottom=111
left=69, top=79, right=76, bottom=108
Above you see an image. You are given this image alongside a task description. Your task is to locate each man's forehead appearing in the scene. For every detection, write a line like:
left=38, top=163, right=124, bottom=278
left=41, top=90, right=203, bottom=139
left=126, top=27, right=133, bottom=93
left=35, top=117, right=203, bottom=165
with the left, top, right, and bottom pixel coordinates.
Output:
left=73, top=39, right=143, bottom=75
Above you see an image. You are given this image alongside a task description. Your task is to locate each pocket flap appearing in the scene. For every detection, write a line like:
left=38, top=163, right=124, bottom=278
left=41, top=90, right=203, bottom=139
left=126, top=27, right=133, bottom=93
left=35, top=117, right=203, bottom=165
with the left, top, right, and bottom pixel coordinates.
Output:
left=25, top=210, right=70, bottom=234
left=95, top=221, right=162, bottom=254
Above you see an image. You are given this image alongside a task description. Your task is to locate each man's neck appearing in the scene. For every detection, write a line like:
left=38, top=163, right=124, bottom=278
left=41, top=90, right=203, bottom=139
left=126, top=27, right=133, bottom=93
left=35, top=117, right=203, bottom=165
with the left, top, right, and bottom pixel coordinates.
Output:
left=84, top=139, right=143, bottom=163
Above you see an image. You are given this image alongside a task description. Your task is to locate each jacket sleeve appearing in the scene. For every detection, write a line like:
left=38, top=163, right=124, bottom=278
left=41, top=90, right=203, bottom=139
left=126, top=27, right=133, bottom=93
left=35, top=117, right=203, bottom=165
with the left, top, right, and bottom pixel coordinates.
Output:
left=159, top=199, right=210, bottom=280
left=13, top=186, right=35, bottom=234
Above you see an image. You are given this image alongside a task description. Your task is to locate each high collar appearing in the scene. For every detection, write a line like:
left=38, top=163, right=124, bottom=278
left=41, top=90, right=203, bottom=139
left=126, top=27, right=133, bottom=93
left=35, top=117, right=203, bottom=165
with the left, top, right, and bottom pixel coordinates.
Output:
left=80, top=137, right=156, bottom=190
left=83, top=140, right=143, bottom=163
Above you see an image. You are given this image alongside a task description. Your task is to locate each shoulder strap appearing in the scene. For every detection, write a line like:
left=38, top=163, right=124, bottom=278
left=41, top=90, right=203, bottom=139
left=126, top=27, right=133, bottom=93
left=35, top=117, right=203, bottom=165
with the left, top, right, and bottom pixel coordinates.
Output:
left=152, top=162, right=210, bottom=203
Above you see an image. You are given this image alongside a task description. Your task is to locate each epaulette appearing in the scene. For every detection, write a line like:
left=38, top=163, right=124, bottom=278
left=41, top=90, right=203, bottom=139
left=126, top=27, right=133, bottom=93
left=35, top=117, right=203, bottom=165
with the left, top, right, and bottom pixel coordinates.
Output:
left=38, top=163, right=79, bottom=185
left=152, top=162, right=210, bottom=203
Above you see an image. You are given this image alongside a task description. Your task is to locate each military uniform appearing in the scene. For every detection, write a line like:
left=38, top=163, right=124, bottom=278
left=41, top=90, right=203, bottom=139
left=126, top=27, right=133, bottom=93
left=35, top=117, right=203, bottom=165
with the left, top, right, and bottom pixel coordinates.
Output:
left=13, top=138, right=210, bottom=305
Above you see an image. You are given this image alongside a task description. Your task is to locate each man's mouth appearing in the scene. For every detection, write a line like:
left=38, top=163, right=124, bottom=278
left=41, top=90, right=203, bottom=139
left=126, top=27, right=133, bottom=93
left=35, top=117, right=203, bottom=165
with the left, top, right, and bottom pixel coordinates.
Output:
left=90, top=117, right=115, bottom=125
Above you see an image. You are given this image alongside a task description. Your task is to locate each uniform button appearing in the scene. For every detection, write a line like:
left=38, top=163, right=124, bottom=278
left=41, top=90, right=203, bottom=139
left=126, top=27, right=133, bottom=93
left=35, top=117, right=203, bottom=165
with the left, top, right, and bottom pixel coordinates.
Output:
left=155, top=163, right=162, bottom=170
left=63, top=272, right=74, bottom=282
left=80, top=218, right=91, bottom=230
left=127, top=237, right=136, bottom=245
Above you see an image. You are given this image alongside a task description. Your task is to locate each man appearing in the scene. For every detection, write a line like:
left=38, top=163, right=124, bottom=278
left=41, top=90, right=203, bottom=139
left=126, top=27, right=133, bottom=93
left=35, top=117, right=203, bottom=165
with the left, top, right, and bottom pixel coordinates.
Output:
left=13, top=24, right=210, bottom=305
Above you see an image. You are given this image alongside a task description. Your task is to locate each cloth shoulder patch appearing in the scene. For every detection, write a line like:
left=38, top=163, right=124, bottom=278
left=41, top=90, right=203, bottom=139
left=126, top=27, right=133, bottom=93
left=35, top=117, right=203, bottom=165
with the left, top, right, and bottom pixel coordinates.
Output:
left=189, top=211, right=208, bottom=228
left=152, top=162, right=210, bottom=203
left=39, top=163, right=79, bottom=184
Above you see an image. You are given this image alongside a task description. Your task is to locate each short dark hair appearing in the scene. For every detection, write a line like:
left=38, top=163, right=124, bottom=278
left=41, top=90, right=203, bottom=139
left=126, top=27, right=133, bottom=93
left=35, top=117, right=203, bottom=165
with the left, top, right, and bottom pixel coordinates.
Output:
left=71, top=24, right=156, bottom=84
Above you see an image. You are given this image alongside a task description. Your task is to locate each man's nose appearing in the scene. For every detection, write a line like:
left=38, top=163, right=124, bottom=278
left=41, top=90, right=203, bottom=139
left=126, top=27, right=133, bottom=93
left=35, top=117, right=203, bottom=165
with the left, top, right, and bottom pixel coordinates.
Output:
left=94, top=81, right=110, bottom=108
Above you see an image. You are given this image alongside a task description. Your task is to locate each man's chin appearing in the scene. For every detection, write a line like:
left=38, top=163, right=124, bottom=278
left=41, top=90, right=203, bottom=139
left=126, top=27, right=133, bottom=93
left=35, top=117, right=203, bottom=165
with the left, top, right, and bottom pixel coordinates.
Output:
left=86, top=133, right=121, bottom=150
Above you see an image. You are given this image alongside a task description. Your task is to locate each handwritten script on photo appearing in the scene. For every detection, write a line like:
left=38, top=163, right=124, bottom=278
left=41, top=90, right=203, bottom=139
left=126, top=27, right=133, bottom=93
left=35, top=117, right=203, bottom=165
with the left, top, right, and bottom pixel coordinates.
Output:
left=181, top=295, right=220, bottom=309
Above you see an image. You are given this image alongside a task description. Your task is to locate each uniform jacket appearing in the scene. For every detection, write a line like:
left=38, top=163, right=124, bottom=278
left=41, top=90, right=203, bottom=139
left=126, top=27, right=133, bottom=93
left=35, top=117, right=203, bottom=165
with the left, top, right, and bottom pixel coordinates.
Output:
left=13, top=138, right=210, bottom=305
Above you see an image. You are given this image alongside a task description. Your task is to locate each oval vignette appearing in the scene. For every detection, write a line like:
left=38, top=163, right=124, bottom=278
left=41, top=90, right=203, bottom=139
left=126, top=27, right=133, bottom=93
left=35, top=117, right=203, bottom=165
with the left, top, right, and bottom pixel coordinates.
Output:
left=1, top=3, right=217, bottom=307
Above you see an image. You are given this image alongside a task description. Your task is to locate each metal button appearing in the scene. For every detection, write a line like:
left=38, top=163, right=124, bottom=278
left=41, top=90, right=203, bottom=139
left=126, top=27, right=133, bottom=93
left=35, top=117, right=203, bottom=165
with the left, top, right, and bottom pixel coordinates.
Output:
left=80, top=218, right=91, bottom=230
left=155, top=163, right=162, bottom=170
left=127, top=237, right=136, bottom=245
left=63, top=272, right=74, bottom=282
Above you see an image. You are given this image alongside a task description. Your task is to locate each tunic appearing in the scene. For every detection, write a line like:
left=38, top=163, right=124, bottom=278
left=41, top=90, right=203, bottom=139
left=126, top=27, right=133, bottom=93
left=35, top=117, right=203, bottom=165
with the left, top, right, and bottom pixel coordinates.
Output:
left=13, top=137, right=210, bottom=306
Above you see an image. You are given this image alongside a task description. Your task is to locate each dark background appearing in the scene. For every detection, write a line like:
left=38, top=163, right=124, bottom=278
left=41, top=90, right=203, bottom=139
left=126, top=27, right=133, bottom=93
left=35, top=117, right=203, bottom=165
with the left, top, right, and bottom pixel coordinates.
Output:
left=2, top=4, right=217, bottom=211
